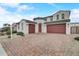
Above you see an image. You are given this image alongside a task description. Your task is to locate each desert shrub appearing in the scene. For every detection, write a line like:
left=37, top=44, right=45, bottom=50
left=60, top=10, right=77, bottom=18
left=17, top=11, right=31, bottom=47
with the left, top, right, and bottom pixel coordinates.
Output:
left=2, top=27, right=10, bottom=32
left=17, top=32, right=24, bottom=36
left=6, top=31, right=11, bottom=35
left=12, top=31, right=17, bottom=33
left=0, top=33, right=5, bottom=36
left=8, top=35, right=11, bottom=38
left=74, top=37, right=79, bottom=41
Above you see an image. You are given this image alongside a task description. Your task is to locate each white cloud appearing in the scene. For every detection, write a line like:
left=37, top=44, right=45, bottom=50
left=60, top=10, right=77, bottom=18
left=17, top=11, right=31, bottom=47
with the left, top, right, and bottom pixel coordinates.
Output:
left=17, top=5, right=34, bottom=12
left=0, top=3, right=19, bottom=8
left=0, top=4, right=36, bottom=28
left=0, top=7, right=9, bottom=15
left=0, top=13, right=37, bottom=27
left=70, top=9, right=79, bottom=22
left=0, top=3, right=35, bottom=12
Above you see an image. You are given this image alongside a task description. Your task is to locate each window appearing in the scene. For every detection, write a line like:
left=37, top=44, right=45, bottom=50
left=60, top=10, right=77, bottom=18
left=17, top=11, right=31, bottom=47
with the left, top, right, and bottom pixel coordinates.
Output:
left=57, top=15, right=59, bottom=20
left=50, top=18, right=53, bottom=21
left=62, top=14, right=65, bottom=19
left=50, top=18, right=52, bottom=21
left=44, top=18, right=47, bottom=21
left=21, top=23, right=23, bottom=30
left=45, top=19, right=47, bottom=21
left=18, top=25, right=19, bottom=29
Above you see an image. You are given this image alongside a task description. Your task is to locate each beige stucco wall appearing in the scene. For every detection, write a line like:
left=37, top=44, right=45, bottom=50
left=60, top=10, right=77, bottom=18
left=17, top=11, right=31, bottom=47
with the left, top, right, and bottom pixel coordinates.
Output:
left=35, top=23, right=38, bottom=33
left=42, top=23, right=47, bottom=33
left=17, top=24, right=20, bottom=32
left=66, top=22, right=71, bottom=34
left=25, top=23, right=29, bottom=34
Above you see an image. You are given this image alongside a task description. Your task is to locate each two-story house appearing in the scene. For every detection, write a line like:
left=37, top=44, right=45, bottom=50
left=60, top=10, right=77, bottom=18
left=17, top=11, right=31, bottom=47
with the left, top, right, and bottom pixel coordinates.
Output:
left=34, top=10, right=70, bottom=34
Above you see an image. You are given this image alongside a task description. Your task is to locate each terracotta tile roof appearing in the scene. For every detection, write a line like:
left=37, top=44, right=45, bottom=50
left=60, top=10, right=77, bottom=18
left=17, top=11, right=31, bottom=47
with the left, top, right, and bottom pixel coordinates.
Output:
left=33, top=17, right=45, bottom=20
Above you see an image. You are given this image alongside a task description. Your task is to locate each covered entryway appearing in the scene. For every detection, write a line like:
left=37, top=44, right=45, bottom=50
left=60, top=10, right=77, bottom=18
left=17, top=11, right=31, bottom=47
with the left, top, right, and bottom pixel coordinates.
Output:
left=71, top=26, right=79, bottom=34
left=47, top=24, right=66, bottom=34
left=38, top=23, right=42, bottom=33
left=29, top=24, right=35, bottom=33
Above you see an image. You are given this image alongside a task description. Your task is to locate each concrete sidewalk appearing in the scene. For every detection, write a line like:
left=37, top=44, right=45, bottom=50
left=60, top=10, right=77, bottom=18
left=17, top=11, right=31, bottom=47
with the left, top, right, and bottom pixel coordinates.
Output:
left=0, top=44, right=7, bottom=56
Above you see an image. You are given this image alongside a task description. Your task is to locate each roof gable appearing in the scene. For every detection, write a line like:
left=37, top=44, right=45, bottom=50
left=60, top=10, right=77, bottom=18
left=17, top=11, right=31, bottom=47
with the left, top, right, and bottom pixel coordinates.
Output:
left=20, top=19, right=37, bottom=24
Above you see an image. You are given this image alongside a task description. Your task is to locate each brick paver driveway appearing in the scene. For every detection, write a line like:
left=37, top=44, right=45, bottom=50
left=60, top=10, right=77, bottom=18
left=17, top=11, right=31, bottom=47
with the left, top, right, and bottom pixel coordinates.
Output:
left=0, top=34, right=79, bottom=56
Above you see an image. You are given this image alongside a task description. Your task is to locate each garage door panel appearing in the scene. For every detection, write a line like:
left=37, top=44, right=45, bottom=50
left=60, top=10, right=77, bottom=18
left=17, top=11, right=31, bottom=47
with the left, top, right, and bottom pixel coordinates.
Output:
left=47, top=24, right=66, bottom=34
left=29, top=24, right=35, bottom=33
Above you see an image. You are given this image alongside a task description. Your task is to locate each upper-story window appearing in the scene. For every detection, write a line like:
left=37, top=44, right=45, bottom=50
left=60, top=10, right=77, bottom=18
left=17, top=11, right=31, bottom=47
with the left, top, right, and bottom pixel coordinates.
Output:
left=62, top=14, right=65, bottom=19
left=50, top=18, right=52, bottom=21
left=57, top=15, right=59, bottom=20
left=44, top=18, right=47, bottom=21
left=50, top=17, right=53, bottom=21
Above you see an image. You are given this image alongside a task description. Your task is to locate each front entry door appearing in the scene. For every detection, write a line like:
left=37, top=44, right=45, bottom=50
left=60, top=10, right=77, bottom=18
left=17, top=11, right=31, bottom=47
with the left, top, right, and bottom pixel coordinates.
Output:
left=38, top=23, right=42, bottom=33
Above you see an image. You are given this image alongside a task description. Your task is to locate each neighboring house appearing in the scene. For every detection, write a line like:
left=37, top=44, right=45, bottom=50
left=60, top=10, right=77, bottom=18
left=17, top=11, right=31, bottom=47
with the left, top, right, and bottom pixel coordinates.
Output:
left=70, top=23, right=79, bottom=34
left=14, top=10, right=79, bottom=35
left=16, top=19, right=36, bottom=35
left=3, top=23, right=10, bottom=27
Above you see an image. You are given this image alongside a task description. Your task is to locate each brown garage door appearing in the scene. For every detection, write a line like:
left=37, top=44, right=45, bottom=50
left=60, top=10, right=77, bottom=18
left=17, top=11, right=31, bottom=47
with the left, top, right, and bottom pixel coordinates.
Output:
left=47, top=24, right=66, bottom=34
left=29, top=24, right=35, bottom=33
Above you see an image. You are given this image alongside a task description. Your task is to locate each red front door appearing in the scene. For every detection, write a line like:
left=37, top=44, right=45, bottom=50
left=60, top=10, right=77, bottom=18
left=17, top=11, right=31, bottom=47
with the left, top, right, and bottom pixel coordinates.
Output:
left=29, top=24, right=35, bottom=33
left=39, top=23, right=41, bottom=32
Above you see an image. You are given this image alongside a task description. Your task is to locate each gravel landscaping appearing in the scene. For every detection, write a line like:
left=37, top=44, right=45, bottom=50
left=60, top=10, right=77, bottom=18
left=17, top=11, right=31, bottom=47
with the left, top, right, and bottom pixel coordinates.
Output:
left=0, top=34, right=79, bottom=56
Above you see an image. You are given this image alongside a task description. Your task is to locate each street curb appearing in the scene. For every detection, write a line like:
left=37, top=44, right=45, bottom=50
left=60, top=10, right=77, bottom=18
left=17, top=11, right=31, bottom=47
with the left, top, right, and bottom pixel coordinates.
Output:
left=0, top=43, right=7, bottom=56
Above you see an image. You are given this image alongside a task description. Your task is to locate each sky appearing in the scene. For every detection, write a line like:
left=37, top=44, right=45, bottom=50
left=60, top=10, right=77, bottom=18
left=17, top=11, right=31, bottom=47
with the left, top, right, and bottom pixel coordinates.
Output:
left=0, top=3, right=79, bottom=27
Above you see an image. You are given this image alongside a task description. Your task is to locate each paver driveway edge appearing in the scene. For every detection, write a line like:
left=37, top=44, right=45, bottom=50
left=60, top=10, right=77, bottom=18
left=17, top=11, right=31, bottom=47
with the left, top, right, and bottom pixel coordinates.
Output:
left=0, top=43, right=7, bottom=56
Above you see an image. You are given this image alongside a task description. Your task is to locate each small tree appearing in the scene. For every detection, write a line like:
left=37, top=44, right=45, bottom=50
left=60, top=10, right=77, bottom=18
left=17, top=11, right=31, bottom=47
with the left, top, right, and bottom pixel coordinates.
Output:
left=2, top=27, right=10, bottom=32
left=6, top=30, right=11, bottom=35
left=12, top=31, right=17, bottom=34
left=0, top=23, right=12, bottom=38
left=3, top=23, right=10, bottom=27
left=74, top=37, right=79, bottom=41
